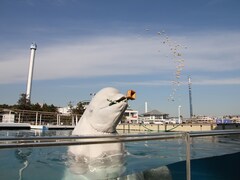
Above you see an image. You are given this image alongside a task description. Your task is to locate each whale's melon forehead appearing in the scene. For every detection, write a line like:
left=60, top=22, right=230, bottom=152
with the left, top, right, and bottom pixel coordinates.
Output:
left=97, top=87, right=120, bottom=96
left=94, top=87, right=123, bottom=100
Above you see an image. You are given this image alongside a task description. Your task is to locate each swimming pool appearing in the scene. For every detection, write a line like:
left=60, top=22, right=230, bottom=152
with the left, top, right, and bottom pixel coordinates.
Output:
left=0, top=130, right=239, bottom=180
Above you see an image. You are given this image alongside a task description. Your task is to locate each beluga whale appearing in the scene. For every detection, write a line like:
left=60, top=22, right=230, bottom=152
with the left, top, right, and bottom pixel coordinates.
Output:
left=63, top=87, right=136, bottom=180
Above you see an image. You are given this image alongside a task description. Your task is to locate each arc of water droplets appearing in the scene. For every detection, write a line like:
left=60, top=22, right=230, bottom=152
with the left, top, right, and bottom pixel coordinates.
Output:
left=156, top=30, right=187, bottom=102
left=140, top=28, right=187, bottom=102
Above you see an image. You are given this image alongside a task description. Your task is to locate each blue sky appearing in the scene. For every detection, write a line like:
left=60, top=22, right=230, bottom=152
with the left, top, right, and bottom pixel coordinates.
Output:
left=0, top=0, right=240, bottom=117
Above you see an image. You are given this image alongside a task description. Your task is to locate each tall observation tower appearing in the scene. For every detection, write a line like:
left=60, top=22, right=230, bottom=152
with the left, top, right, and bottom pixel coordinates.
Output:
left=188, top=76, right=193, bottom=118
left=26, top=43, right=37, bottom=101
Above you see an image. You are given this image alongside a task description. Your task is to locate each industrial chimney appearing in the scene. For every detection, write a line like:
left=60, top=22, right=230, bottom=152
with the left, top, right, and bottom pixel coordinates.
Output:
left=145, top=102, right=148, bottom=113
left=26, top=43, right=37, bottom=101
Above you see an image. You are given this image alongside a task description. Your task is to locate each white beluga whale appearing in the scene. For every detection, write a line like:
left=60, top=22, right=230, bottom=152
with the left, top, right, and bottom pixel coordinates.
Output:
left=63, top=87, right=136, bottom=180
left=63, top=87, right=172, bottom=180
left=72, top=87, right=135, bottom=136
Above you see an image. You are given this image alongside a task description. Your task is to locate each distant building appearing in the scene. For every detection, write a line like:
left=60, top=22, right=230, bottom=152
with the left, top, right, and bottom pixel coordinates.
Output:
left=0, top=109, right=15, bottom=123
left=223, top=115, right=240, bottom=124
left=139, top=110, right=169, bottom=124
left=194, top=116, right=215, bottom=124
left=58, top=107, right=72, bottom=115
left=189, top=115, right=216, bottom=124
left=58, top=100, right=90, bottom=115
left=124, top=109, right=139, bottom=124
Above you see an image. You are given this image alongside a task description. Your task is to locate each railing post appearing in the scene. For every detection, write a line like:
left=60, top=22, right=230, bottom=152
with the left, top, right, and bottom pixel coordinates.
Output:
left=72, top=115, right=74, bottom=126
left=56, top=114, right=59, bottom=125
left=185, top=132, right=191, bottom=180
left=35, top=112, right=38, bottom=125
left=18, top=113, right=21, bottom=123
left=39, top=114, right=42, bottom=125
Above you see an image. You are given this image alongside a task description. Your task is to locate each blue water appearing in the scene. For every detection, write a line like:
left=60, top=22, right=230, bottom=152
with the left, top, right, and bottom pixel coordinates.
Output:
left=168, top=152, right=240, bottom=180
left=0, top=130, right=239, bottom=180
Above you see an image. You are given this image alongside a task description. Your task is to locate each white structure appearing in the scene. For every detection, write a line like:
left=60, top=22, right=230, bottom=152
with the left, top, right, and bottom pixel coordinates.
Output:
left=145, top=102, right=148, bottom=113
left=194, top=116, right=215, bottom=123
left=2, top=113, right=15, bottom=123
left=58, top=106, right=74, bottom=115
left=224, top=115, right=240, bottom=123
left=140, top=110, right=169, bottom=124
left=1, top=109, right=15, bottom=123
left=26, top=43, right=37, bottom=101
left=124, top=109, right=139, bottom=123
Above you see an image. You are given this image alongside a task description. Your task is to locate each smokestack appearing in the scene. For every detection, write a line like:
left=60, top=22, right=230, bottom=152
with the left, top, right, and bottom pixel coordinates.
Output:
left=26, top=43, right=37, bottom=101
left=145, top=102, right=148, bottom=113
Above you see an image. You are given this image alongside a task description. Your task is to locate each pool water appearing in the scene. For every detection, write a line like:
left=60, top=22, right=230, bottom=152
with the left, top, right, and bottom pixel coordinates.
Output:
left=0, top=130, right=239, bottom=180
left=168, top=152, right=240, bottom=180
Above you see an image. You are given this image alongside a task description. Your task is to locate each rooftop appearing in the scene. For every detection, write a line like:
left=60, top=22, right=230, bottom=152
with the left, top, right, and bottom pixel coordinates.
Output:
left=141, top=110, right=169, bottom=116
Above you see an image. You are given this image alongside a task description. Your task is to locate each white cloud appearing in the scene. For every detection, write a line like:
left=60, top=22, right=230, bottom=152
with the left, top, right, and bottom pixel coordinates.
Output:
left=111, top=77, right=240, bottom=87
left=0, top=35, right=175, bottom=84
left=0, top=31, right=240, bottom=84
left=113, top=80, right=170, bottom=86
left=193, top=77, right=240, bottom=85
left=183, top=31, right=240, bottom=72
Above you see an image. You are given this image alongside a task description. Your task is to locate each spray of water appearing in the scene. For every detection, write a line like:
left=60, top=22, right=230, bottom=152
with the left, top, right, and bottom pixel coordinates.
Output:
left=140, top=28, right=187, bottom=102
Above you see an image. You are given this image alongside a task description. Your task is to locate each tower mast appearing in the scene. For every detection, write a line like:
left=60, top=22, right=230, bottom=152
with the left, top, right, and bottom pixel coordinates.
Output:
left=26, top=43, right=37, bottom=102
left=188, top=76, right=193, bottom=118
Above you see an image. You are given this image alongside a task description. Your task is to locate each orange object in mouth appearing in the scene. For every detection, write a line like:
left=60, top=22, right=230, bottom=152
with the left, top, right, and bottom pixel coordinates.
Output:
left=126, top=90, right=136, bottom=100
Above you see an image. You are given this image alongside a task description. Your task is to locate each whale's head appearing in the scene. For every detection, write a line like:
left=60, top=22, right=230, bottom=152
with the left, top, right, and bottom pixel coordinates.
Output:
left=73, top=87, right=133, bottom=135
left=88, top=87, right=128, bottom=133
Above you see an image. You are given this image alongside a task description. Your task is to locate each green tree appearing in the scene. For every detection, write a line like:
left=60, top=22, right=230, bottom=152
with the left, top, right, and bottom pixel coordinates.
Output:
left=42, top=103, right=57, bottom=112
left=0, top=104, right=10, bottom=109
left=16, top=93, right=31, bottom=110
left=68, top=101, right=74, bottom=114
left=31, top=103, right=42, bottom=111
left=72, top=101, right=85, bottom=115
left=48, top=104, right=57, bottom=112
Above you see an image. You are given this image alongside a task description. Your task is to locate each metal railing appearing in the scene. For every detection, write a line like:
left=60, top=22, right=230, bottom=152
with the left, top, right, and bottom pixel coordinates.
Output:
left=0, top=130, right=240, bottom=180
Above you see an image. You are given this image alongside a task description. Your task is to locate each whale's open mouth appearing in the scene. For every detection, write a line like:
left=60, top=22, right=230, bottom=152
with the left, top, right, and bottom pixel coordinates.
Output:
left=107, top=96, right=127, bottom=106
left=107, top=90, right=136, bottom=106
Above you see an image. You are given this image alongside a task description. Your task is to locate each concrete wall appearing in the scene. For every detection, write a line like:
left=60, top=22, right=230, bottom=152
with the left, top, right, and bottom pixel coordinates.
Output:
left=117, top=123, right=240, bottom=132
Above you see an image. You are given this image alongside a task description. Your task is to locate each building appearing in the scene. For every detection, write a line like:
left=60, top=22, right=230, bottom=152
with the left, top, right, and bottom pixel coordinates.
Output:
left=139, top=110, right=169, bottom=124
left=58, top=107, right=72, bottom=115
left=191, top=115, right=215, bottom=124
left=0, top=109, right=15, bottom=123
left=124, top=109, right=139, bottom=124
left=223, top=115, right=240, bottom=124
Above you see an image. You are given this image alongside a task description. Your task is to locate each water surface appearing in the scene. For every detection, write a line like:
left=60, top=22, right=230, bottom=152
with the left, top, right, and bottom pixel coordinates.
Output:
left=0, top=130, right=239, bottom=180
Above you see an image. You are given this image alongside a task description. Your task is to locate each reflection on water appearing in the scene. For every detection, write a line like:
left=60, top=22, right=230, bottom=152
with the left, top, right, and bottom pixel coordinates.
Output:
left=65, top=137, right=126, bottom=179
left=15, top=148, right=32, bottom=180
left=0, top=130, right=239, bottom=180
